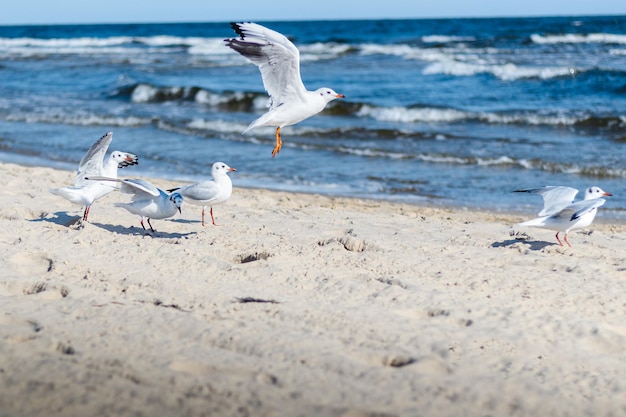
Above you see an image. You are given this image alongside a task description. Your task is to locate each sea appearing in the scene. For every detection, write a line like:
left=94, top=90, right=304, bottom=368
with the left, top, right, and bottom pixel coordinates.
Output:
left=1, top=16, right=625, bottom=219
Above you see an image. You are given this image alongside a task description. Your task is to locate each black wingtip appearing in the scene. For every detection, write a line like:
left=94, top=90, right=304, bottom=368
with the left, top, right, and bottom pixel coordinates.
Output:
left=230, top=22, right=245, bottom=38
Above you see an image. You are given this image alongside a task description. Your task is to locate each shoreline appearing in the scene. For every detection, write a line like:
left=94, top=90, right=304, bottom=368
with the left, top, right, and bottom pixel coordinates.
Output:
left=2, top=161, right=626, bottom=417
left=4, top=155, right=624, bottom=223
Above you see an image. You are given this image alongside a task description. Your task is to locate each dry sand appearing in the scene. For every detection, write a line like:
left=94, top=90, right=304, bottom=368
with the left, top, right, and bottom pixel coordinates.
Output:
left=1, top=162, right=625, bottom=417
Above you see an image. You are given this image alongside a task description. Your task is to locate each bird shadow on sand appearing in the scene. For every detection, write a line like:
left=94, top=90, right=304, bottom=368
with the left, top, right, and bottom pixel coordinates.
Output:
left=90, top=222, right=197, bottom=238
left=491, top=239, right=555, bottom=251
left=169, top=218, right=201, bottom=225
left=31, top=211, right=82, bottom=227
left=31, top=212, right=196, bottom=238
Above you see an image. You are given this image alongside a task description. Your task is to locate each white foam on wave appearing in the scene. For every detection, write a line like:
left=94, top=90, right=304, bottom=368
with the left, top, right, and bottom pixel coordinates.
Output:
left=6, top=112, right=151, bottom=127
left=0, top=35, right=228, bottom=58
left=0, top=36, right=133, bottom=47
left=357, top=104, right=581, bottom=126
left=3, top=46, right=163, bottom=57
left=195, top=90, right=241, bottom=106
left=360, top=43, right=440, bottom=60
left=298, top=42, right=352, bottom=61
left=479, top=112, right=579, bottom=126
left=187, top=118, right=245, bottom=133
left=130, top=84, right=200, bottom=103
left=130, top=84, right=160, bottom=103
left=476, top=156, right=515, bottom=166
left=336, top=147, right=409, bottom=159
left=424, top=60, right=573, bottom=80
left=357, top=105, right=469, bottom=123
left=360, top=42, right=573, bottom=81
left=531, top=33, right=626, bottom=45
left=422, top=35, right=476, bottom=43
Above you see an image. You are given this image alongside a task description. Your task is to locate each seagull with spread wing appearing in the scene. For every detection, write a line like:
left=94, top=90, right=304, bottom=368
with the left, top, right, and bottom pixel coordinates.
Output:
left=225, top=22, right=345, bottom=157
left=50, top=132, right=138, bottom=221
left=86, top=176, right=183, bottom=233
left=514, top=185, right=612, bottom=247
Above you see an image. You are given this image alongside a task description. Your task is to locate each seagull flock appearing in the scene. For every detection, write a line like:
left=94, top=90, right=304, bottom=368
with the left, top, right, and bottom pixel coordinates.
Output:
left=49, top=22, right=614, bottom=244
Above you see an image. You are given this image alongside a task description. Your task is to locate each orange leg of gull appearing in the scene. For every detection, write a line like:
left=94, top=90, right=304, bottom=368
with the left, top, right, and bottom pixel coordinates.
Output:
left=555, top=232, right=573, bottom=247
left=271, top=127, right=283, bottom=158
left=210, top=207, right=217, bottom=226
left=563, top=233, right=572, bottom=247
left=201, top=206, right=206, bottom=227
left=555, top=232, right=562, bottom=246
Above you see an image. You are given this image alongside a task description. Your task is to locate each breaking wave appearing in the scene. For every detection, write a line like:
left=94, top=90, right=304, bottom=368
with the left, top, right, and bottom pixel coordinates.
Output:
left=531, top=33, right=626, bottom=45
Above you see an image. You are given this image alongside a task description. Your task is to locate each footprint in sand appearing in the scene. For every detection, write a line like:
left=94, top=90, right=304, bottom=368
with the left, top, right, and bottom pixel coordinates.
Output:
left=0, top=315, right=43, bottom=344
left=8, top=252, right=53, bottom=276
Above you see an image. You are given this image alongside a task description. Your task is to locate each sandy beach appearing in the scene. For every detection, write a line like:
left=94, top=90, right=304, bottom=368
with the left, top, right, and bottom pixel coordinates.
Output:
left=1, top=161, right=625, bottom=417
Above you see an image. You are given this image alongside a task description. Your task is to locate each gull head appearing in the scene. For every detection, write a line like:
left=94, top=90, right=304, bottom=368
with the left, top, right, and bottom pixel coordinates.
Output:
left=212, top=161, right=237, bottom=177
left=316, top=88, right=345, bottom=103
left=584, top=186, right=612, bottom=200
left=170, top=192, right=184, bottom=213
left=111, top=151, right=139, bottom=168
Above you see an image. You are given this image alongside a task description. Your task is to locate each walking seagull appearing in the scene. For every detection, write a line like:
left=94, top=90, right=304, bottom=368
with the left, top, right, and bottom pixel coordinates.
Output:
left=168, top=162, right=236, bottom=226
left=514, top=186, right=612, bottom=247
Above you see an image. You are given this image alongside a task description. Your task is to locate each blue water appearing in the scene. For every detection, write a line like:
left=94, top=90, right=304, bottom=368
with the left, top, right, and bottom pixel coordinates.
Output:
left=0, top=16, right=625, bottom=218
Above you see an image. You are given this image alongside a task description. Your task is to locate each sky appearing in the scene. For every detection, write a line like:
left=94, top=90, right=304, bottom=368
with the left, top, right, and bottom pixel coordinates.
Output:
left=1, top=0, right=625, bottom=25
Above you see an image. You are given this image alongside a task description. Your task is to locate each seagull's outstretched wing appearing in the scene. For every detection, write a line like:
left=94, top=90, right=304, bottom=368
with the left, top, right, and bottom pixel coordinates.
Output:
left=75, top=132, right=113, bottom=186
left=117, top=179, right=161, bottom=198
left=514, top=186, right=579, bottom=216
left=85, top=176, right=160, bottom=199
left=225, top=22, right=307, bottom=108
left=568, top=198, right=606, bottom=221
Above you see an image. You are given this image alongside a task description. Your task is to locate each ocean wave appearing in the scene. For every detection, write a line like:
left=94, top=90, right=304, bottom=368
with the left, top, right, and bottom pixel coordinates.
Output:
left=359, top=42, right=576, bottom=81
left=298, top=42, right=353, bottom=60
left=0, top=36, right=134, bottom=47
left=0, top=35, right=232, bottom=59
left=516, top=159, right=626, bottom=179
left=333, top=147, right=626, bottom=179
left=115, top=83, right=626, bottom=132
left=120, top=83, right=264, bottom=110
left=357, top=105, right=469, bottom=123
left=117, top=83, right=626, bottom=131
left=355, top=104, right=588, bottom=127
left=0, top=34, right=350, bottom=62
left=358, top=102, right=626, bottom=130
left=423, top=61, right=575, bottom=80
left=4, top=112, right=152, bottom=127
left=531, top=33, right=626, bottom=45
left=422, top=35, right=476, bottom=43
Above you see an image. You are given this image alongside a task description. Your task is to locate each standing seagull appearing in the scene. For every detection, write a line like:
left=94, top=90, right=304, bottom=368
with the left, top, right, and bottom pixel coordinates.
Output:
left=86, top=176, right=183, bottom=233
left=168, top=162, right=236, bottom=226
left=514, top=186, right=612, bottom=247
left=50, top=132, right=138, bottom=221
left=225, top=22, right=345, bottom=157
